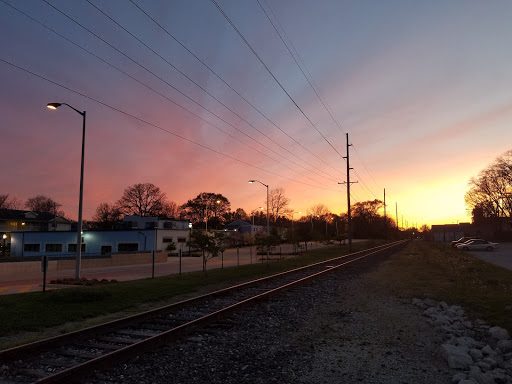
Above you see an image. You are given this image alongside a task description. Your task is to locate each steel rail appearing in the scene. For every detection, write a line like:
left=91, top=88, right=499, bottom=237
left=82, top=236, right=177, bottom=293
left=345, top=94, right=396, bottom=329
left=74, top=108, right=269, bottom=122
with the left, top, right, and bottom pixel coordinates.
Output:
left=0, top=240, right=407, bottom=384
left=0, top=241, right=401, bottom=360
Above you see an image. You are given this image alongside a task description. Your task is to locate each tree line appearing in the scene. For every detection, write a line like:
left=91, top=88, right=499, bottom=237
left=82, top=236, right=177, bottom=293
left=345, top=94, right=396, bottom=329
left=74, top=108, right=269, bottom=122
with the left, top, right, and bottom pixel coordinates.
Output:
left=2, top=182, right=415, bottom=240
left=0, top=194, right=66, bottom=217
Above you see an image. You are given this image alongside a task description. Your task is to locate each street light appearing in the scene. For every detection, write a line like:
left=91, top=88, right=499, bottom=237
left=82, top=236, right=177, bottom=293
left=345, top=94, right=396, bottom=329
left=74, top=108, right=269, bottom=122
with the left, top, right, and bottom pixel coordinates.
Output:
left=47, top=102, right=86, bottom=280
left=248, top=180, right=269, bottom=237
left=249, top=180, right=270, bottom=261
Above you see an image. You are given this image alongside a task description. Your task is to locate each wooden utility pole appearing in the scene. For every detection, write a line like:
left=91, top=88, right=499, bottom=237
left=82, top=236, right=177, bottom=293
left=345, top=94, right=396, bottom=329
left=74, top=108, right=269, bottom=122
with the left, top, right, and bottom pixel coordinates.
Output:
left=396, top=202, right=399, bottom=230
left=383, top=188, right=386, bottom=240
left=338, top=133, right=357, bottom=252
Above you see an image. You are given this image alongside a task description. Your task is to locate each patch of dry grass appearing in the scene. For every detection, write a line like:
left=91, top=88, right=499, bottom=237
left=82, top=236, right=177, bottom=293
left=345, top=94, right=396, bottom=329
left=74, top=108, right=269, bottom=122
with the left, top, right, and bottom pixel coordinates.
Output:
left=370, top=240, right=512, bottom=332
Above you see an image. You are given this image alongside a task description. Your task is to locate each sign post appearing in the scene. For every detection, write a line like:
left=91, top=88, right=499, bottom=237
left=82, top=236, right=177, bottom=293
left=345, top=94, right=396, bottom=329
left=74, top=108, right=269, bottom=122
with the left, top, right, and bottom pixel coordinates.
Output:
left=41, top=255, right=48, bottom=293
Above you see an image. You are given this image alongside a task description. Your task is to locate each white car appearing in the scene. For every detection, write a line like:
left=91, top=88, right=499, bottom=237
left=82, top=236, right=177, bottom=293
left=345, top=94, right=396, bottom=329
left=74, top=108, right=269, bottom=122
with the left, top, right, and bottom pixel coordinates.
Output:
left=456, top=239, right=499, bottom=251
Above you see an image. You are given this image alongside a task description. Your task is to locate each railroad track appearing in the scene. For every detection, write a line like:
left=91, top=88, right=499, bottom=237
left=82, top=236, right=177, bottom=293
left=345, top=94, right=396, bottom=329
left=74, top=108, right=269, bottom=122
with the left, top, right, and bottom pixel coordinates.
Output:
left=0, top=240, right=407, bottom=384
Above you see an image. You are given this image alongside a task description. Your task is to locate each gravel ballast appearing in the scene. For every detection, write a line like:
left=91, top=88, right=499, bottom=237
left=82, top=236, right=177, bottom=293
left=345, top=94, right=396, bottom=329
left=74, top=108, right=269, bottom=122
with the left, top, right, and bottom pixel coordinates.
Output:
left=87, top=254, right=476, bottom=384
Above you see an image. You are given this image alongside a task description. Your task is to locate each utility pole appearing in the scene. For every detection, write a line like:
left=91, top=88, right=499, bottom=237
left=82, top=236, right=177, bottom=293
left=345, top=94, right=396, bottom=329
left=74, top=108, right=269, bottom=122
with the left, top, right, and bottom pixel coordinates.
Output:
left=338, top=133, right=357, bottom=252
left=383, top=188, right=386, bottom=240
left=396, top=202, right=399, bottom=231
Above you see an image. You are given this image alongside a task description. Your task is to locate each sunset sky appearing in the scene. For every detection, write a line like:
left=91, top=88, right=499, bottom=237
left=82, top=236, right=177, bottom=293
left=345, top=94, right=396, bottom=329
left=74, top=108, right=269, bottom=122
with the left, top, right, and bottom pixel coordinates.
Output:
left=2, top=0, right=512, bottom=227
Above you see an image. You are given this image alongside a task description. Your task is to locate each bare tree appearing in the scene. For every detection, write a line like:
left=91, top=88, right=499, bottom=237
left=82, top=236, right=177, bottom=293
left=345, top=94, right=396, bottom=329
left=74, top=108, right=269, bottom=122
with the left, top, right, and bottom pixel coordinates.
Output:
left=25, top=195, right=64, bottom=215
left=0, top=194, right=8, bottom=209
left=0, top=194, right=22, bottom=210
left=307, top=204, right=331, bottom=219
left=267, top=187, right=292, bottom=221
left=7, top=196, right=22, bottom=209
left=465, top=150, right=512, bottom=221
left=92, top=202, right=122, bottom=227
left=161, top=201, right=181, bottom=218
left=116, top=183, right=168, bottom=217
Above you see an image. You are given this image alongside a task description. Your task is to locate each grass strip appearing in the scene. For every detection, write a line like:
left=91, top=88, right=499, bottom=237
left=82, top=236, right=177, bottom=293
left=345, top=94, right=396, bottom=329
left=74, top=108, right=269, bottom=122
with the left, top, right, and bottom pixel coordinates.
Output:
left=0, top=241, right=379, bottom=348
left=369, top=240, right=512, bottom=333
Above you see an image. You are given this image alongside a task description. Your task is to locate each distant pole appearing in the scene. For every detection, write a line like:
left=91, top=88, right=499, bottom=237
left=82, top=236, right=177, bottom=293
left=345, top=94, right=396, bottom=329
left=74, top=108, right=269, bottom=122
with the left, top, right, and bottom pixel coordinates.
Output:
left=396, top=203, right=399, bottom=230
left=152, top=227, right=157, bottom=279
left=384, top=188, right=387, bottom=240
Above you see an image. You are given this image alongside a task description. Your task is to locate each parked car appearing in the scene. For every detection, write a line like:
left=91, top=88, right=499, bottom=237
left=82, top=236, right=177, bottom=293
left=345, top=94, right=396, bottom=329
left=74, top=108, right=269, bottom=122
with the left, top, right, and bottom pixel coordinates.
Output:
left=451, top=237, right=477, bottom=248
left=456, top=239, right=499, bottom=251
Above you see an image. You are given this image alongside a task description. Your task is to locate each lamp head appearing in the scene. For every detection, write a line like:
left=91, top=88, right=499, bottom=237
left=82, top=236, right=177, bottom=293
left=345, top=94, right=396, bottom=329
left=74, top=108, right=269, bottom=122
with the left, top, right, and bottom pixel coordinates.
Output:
left=47, top=103, right=62, bottom=110
left=248, top=180, right=255, bottom=183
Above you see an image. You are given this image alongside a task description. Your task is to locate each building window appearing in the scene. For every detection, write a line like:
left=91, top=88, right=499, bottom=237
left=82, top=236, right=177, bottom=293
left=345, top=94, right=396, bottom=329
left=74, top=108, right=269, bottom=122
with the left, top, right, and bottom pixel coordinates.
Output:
left=101, top=245, right=112, bottom=255
left=177, top=237, right=186, bottom=243
left=45, top=243, right=62, bottom=252
left=162, top=237, right=175, bottom=243
left=68, top=243, right=86, bottom=252
left=118, top=243, right=138, bottom=252
left=24, top=244, right=40, bottom=252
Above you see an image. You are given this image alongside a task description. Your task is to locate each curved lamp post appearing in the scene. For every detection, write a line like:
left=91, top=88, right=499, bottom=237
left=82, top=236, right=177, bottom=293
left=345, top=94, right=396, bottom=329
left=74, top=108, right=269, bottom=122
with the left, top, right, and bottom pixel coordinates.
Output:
left=47, top=102, right=85, bottom=280
left=248, top=180, right=269, bottom=237
left=249, top=180, right=270, bottom=260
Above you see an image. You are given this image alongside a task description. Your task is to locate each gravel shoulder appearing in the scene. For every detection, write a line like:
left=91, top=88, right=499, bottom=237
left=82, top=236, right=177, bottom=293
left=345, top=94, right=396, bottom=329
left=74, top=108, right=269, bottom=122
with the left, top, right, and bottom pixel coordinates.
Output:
left=90, top=253, right=454, bottom=384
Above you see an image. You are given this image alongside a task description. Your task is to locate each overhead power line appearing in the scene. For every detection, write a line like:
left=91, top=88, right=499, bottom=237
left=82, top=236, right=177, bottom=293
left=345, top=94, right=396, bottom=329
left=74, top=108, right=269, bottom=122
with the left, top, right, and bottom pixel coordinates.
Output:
left=86, top=0, right=340, bottom=184
left=259, top=0, right=383, bottom=199
left=2, top=0, right=323, bottom=188
left=0, top=56, right=344, bottom=193
left=34, top=0, right=338, bottom=186
left=209, top=0, right=345, bottom=160
left=128, top=0, right=344, bottom=180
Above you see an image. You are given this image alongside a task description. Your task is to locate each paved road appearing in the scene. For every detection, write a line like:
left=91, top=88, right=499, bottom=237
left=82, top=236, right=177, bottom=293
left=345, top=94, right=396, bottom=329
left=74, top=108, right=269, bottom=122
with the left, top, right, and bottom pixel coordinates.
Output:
left=468, top=242, right=512, bottom=271
left=0, top=241, right=344, bottom=295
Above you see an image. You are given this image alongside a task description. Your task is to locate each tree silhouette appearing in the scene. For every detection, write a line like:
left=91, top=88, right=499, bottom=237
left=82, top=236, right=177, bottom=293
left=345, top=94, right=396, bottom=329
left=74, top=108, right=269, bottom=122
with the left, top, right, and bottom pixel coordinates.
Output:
left=267, top=187, right=292, bottom=221
left=92, top=202, right=122, bottom=228
left=465, top=150, right=512, bottom=221
left=180, top=192, right=230, bottom=228
left=25, top=195, right=65, bottom=216
left=117, top=183, right=167, bottom=217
